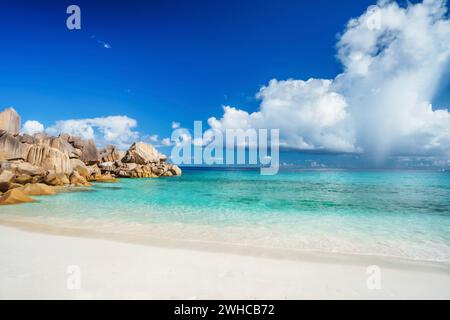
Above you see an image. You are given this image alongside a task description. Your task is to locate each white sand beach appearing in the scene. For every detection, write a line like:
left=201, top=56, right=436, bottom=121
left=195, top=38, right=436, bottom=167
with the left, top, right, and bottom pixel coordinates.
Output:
left=0, top=224, right=449, bottom=299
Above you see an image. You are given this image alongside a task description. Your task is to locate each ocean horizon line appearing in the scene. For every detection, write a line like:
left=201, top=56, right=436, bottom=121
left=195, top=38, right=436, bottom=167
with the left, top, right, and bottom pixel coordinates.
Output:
left=179, top=165, right=450, bottom=172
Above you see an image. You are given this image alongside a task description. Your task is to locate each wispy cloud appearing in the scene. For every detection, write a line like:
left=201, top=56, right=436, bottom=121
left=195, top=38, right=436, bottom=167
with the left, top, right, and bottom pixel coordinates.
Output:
left=97, top=40, right=111, bottom=49
left=143, top=120, right=185, bottom=147
left=161, top=138, right=173, bottom=146
left=148, top=134, right=159, bottom=142
left=171, top=121, right=180, bottom=129
left=90, top=35, right=111, bottom=49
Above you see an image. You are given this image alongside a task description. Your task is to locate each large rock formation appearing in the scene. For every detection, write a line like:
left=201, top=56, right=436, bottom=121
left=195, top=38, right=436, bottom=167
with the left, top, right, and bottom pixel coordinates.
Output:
left=20, top=183, right=55, bottom=196
left=0, top=169, right=19, bottom=193
left=50, top=136, right=81, bottom=159
left=69, top=171, right=91, bottom=186
left=30, top=134, right=84, bottom=160
left=123, top=141, right=167, bottom=164
left=67, top=136, right=99, bottom=164
left=0, top=188, right=34, bottom=205
left=70, top=158, right=90, bottom=178
left=99, top=145, right=125, bottom=162
left=0, top=108, right=20, bottom=135
left=15, top=162, right=46, bottom=176
left=97, top=141, right=181, bottom=178
left=27, top=145, right=73, bottom=174
left=0, top=130, right=32, bottom=160
left=0, top=108, right=182, bottom=205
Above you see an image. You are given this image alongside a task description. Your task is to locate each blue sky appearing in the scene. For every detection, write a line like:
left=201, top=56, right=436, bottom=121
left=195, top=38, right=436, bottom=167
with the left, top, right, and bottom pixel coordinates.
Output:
left=1, top=0, right=383, bottom=133
left=1, top=0, right=450, bottom=168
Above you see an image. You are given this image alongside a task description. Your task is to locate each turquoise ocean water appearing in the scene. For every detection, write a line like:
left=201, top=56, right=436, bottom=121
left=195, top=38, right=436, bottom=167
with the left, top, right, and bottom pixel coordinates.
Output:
left=1, top=168, right=449, bottom=262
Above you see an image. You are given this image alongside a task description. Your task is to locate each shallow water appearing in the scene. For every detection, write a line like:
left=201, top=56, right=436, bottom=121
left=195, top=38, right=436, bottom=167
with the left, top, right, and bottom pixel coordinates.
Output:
left=1, top=168, right=450, bottom=262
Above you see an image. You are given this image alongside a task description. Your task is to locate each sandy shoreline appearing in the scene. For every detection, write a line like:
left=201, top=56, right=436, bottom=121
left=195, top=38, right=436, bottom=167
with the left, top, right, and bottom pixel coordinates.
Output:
left=0, top=222, right=449, bottom=299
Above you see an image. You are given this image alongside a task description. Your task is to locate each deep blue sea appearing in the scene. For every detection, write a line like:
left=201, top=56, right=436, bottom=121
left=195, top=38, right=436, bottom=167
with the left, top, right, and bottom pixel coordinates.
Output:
left=1, top=168, right=449, bottom=262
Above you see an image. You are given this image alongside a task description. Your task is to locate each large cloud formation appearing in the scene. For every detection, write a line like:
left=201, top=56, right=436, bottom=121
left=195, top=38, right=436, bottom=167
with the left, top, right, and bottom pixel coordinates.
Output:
left=208, top=0, right=450, bottom=159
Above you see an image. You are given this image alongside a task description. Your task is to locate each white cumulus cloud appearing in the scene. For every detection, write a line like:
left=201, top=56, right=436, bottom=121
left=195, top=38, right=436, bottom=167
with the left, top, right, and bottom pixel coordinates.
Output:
left=209, top=79, right=355, bottom=152
left=21, top=120, right=45, bottom=135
